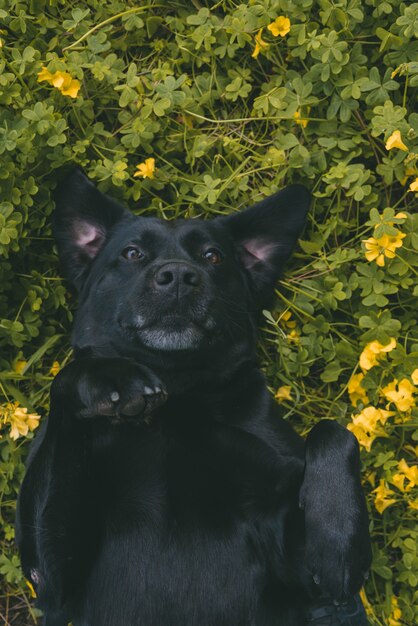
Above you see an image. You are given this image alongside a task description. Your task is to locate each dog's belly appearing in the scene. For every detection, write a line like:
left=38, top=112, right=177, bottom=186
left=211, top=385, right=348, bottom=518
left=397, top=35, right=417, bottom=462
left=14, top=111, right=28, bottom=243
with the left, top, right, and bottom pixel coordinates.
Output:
left=73, top=423, right=303, bottom=626
left=75, top=525, right=302, bottom=626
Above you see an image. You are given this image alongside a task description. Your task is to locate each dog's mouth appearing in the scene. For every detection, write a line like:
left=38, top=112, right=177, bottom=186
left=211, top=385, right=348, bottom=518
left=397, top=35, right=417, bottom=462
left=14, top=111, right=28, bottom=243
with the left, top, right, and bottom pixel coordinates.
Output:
left=121, top=313, right=216, bottom=352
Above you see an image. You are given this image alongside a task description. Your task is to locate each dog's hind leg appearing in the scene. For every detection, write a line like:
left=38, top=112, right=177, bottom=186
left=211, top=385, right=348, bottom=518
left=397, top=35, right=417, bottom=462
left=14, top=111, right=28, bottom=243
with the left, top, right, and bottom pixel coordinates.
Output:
left=305, top=594, right=369, bottom=625
left=299, top=420, right=371, bottom=602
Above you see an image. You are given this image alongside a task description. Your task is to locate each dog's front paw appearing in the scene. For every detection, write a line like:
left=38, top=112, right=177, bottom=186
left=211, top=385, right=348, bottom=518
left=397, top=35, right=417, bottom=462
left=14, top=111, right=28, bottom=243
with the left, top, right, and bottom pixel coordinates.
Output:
left=300, top=420, right=371, bottom=601
left=53, top=358, right=167, bottom=423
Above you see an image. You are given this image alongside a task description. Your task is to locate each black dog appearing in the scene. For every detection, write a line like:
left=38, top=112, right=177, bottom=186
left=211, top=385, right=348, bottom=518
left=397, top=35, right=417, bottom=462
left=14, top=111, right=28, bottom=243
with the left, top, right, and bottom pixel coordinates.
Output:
left=16, top=171, right=371, bottom=626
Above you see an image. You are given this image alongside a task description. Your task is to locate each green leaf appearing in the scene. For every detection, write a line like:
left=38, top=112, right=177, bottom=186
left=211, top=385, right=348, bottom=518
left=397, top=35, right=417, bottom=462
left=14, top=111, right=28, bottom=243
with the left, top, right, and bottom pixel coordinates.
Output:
left=375, top=27, right=403, bottom=52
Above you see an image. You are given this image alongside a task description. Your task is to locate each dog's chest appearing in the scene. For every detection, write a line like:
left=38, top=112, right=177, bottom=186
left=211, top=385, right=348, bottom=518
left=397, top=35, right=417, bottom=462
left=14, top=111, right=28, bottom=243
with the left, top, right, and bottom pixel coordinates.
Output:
left=88, top=415, right=277, bottom=528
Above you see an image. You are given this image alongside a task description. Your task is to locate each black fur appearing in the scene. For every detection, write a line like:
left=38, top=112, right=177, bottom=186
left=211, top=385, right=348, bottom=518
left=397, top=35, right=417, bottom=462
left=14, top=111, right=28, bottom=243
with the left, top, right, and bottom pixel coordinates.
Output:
left=16, top=170, right=371, bottom=626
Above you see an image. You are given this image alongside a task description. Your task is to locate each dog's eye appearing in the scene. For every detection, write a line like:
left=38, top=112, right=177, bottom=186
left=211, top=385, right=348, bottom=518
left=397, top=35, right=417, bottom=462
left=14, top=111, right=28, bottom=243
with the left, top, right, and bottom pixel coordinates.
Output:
left=121, top=246, right=144, bottom=261
left=202, top=248, right=223, bottom=265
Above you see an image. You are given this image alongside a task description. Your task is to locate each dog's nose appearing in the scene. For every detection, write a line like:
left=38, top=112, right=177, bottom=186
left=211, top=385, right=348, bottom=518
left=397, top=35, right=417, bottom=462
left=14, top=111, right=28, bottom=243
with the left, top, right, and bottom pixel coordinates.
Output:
left=153, top=262, right=201, bottom=297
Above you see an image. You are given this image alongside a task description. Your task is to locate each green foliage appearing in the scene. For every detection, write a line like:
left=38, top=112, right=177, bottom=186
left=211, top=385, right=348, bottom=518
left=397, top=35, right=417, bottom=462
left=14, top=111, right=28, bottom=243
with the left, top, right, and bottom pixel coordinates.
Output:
left=0, top=1, right=417, bottom=624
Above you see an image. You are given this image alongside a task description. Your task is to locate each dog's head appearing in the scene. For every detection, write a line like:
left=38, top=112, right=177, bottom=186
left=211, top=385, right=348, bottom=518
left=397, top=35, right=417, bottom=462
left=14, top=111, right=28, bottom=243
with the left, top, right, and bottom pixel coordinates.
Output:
left=53, top=170, right=310, bottom=377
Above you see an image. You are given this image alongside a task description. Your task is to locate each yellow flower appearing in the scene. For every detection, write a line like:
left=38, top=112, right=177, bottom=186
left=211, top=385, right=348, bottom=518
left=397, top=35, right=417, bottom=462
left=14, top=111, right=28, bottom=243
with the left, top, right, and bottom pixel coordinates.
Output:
left=409, top=177, right=418, bottom=192
left=37, top=66, right=54, bottom=83
left=372, top=479, right=397, bottom=514
left=385, top=130, right=408, bottom=152
left=50, top=73, right=67, bottom=89
left=252, top=29, right=269, bottom=59
left=14, top=360, right=27, bottom=375
left=275, top=385, right=292, bottom=402
left=411, top=368, right=418, bottom=385
left=363, top=232, right=406, bottom=267
left=347, top=406, right=393, bottom=452
left=134, top=158, right=156, bottom=179
left=346, top=422, right=375, bottom=452
left=267, top=16, right=291, bottom=38
left=391, top=473, right=406, bottom=492
left=288, top=329, right=300, bottom=343
left=293, top=110, right=308, bottom=128
left=381, top=232, right=406, bottom=258
left=365, top=470, right=376, bottom=487
left=1, top=402, right=41, bottom=441
left=363, top=237, right=385, bottom=267
left=359, top=406, right=393, bottom=429
left=279, top=311, right=296, bottom=329
left=49, top=361, right=61, bottom=376
left=408, top=499, right=418, bottom=511
left=59, top=75, right=81, bottom=98
left=388, top=596, right=402, bottom=626
left=391, top=458, right=418, bottom=493
left=348, top=373, right=369, bottom=406
left=365, top=408, right=388, bottom=429
left=359, top=338, right=396, bottom=371
left=382, top=379, right=416, bottom=412
left=404, top=458, right=417, bottom=478
left=38, top=66, right=81, bottom=98
left=359, top=589, right=374, bottom=621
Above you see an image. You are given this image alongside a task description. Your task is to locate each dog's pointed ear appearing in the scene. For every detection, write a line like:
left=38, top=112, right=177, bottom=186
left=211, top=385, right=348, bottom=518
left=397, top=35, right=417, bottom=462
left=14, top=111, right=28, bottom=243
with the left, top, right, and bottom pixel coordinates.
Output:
left=223, top=184, right=310, bottom=307
left=52, top=169, right=131, bottom=290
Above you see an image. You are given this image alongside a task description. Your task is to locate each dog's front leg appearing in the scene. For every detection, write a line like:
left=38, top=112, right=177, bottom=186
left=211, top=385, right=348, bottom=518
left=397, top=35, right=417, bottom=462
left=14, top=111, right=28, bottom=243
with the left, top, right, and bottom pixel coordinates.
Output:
left=16, top=356, right=167, bottom=624
left=16, top=371, right=88, bottom=624
left=299, top=419, right=371, bottom=601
